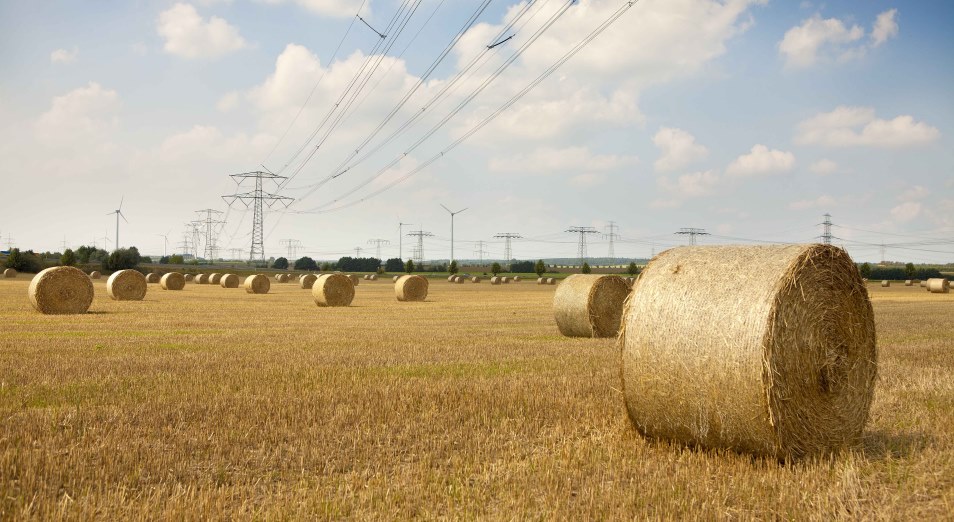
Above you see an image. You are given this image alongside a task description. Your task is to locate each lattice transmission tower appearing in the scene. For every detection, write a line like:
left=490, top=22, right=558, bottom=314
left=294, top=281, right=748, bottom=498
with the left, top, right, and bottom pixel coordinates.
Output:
left=493, top=232, right=521, bottom=269
left=675, top=227, right=709, bottom=246
left=223, top=171, right=293, bottom=262
left=406, top=229, right=433, bottom=266
left=566, top=226, right=598, bottom=265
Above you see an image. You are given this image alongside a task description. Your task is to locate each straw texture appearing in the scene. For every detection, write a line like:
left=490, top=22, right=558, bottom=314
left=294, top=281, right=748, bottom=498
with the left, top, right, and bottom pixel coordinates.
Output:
left=209, top=273, right=223, bottom=285
left=194, top=274, right=208, bottom=284
left=220, top=274, right=240, bottom=288
left=471, top=276, right=481, bottom=283
left=300, top=274, right=318, bottom=289
left=160, top=272, right=185, bottom=291
left=89, top=271, right=101, bottom=279
left=904, top=280, right=913, bottom=286
left=546, top=278, right=556, bottom=285
left=927, top=278, right=950, bottom=293
left=312, top=273, right=355, bottom=307
left=28, top=266, right=94, bottom=315
left=553, top=274, right=631, bottom=338
left=244, top=274, right=270, bottom=294
left=4, top=268, right=17, bottom=278
left=620, top=244, right=877, bottom=459
left=106, top=269, right=146, bottom=301
left=184, top=274, right=194, bottom=282
left=145, top=273, right=160, bottom=284
left=395, top=275, right=428, bottom=302
left=537, top=277, right=546, bottom=284
left=348, top=274, right=360, bottom=286
left=490, top=277, right=502, bottom=285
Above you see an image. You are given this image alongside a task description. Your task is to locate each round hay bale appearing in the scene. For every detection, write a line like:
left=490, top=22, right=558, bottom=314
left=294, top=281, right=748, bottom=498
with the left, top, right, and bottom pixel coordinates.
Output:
left=471, top=276, right=481, bottom=283
left=447, top=275, right=456, bottom=283
left=300, top=274, right=318, bottom=289
left=194, top=273, right=208, bottom=284
left=502, top=277, right=510, bottom=284
left=537, top=277, right=546, bottom=285
left=393, top=275, right=400, bottom=282
left=620, top=244, right=876, bottom=459
left=106, top=269, right=146, bottom=301
left=513, top=276, right=521, bottom=282
left=312, top=273, right=355, bottom=307
left=927, top=278, right=950, bottom=293
left=220, top=273, right=240, bottom=288
left=369, top=274, right=377, bottom=281
left=160, top=272, right=185, bottom=291
left=395, top=274, right=428, bottom=302
left=919, top=280, right=927, bottom=288
left=28, top=266, right=94, bottom=315
left=553, top=274, right=631, bottom=338
left=490, top=276, right=502, bottom=285
left=145, top=272, right=161, bottom=284
left=184, top=273, right=194, bottom=282
left=348, top=274, right=360, bottom=286
left=3, top=268, right=16, bottom=278
left=904, top=280, right=913, bottom=286
left=363, top=274, right=371, bottom=280
left=244, top=274, right=270, bottom=294
left=209, top=273, right=223, bottom=285
left=89, top=271, right=101, bottom=279
left=881, top=280, right=890, bottom=287
left=546, top=278, right=556, bottom=285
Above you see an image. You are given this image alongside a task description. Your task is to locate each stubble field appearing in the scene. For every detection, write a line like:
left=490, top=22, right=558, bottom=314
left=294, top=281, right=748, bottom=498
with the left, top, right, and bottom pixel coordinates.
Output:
left=1, top=275, right=952, bottom=519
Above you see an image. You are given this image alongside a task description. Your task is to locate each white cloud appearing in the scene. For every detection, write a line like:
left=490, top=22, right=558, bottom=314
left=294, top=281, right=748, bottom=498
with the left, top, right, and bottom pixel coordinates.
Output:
left=257, top=0, right=366, bottom=17
left=568, top=172, right=606, bottom=187
left=890, top=201, right=921, bottom=222
left=658, top=170, right=720, bottom=198
left=652, top=127, right=708, bottom=172
left=157, top=3, right=247, bottom=59
left=898, top=185, right=928, bottom=202
left=489, top=146, right=636, bottom=173
left=216, top=91, right=240, bottom=112
left=871, top=9, right=899, bottom=47
left=50, top=46, right=78, bottom=64
left=35, top=82, right=120, bottom=144
left=809, top=158, right=838, bottom=175
left=789, top=194, right=836, bottom=210
left=726, top=144, right=794, bottom=177
left=796, top=106, right=940, bottom=147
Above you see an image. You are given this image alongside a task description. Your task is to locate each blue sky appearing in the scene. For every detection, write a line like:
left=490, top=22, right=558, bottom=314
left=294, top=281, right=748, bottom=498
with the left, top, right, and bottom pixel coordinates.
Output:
left=0, top=0, right=951, bottom=263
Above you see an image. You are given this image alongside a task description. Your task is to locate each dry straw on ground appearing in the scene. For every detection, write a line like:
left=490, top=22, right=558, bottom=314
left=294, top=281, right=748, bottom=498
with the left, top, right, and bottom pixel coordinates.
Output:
left=160, top=272, right=185, bottom=291
left=619, top=244, right=877, bottom=459
left=145, top=273, right=160, bottom=284
left=89, top=271, right=101, bottom=279
left=3, top=268, right=16, bottom=278
left=244, top=274, right=270, bottom=294
left=552, top=274, right=631, bottom=338
left=395, top=274, right=428, bottom=302
left=106, top=269, right=147, bottom=301
left=927, top=278, right=950, bottom=293
left=882, top=280, right=890, bottom=287
left=300, top=274, right=318, bottom=289
left=28, top=266, right=94, bottom=315
left=209, top=273, right=223, bottom=285
left=312, top=273, right=355, bottom=307
left=220, top=274, right=240, bottom=288
left=194, top=274, right=207, bottom=284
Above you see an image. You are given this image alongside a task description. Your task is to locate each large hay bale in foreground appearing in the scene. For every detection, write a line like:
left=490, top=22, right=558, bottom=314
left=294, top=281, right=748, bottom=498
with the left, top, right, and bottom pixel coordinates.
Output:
left=160, top=272, right=185, bottom=290
left=244, top=274, right=270, bottom=294
left=106, top=269, right=146, bottom=301
left=553, top=274, right=631, bottom=338
left=312, top=273, right=355, bottom=307
left=194, top=274, right=208, bottom=284
left=220, top=274, right=240, bottom=288
left=927, top=278, right=950, bottom=293
left=300, top=274, right=318, bottom=289
left=28, top=266, right=94, bottom=315
left=184, top=274, right=194, bottom=282
left=881, top=280, right=890, bottom=287
left=490, top=276, right=502, bottom=285
left=3, top=268, right=16, bottom=278
left=145, top=272, right=161, bottom=284
left=89, top=271, right=101, bottom=279
left=395, top=274, right=428, bottom=302
left=620, top=244, right=876, bottom=459
left=209, top=273, right=223, bottom=285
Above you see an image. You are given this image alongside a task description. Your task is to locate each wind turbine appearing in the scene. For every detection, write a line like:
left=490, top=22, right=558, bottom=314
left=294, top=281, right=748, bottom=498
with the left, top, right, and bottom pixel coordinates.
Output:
left=157, top=230, right=171, bottom=257
left=106, top=197, right=128, bottom=251
left=440, top=204, right=468, bottom=263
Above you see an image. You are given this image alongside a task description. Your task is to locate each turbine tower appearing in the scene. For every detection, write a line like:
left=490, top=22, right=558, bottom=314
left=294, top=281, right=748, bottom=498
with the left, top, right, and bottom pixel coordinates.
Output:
left=106, top=197, right=128, bottom=251
left=440, top=204, right=468, bottom=263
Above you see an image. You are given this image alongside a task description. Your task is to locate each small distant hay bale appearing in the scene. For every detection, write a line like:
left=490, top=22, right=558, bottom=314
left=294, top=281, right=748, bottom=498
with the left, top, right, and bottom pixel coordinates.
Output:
left=395, top=274, right=428, bottom=302
left=447, top=275, right=456, bottom=283
left=881, top=280, right=890, bottom=287
left=513, top=276, right=521, bottom=282
left=393, top=275, right=401, bottom=282
left=620, top=244, right=876, bottom=459
left=927, top=278, right=950, bottom=293
left=312, top=273, right=355, bottom=307
left=490, top=276, right=502, bottom=285
left=106, top=269, right=146, bottom=301
left=920, top=280, right=927, bottom=288
left=364, top=274, right=371, bottom=280
left=145, top=272, right=161, bottom=284
left=209, top=273, right=223, bottom=285
left=244, top=274, right=270, bottom=294
left=89, top=271, right=101, bottom=279
left=28, top=266, right=94, bottom=315
left=3, top=268, right=16, bottom=278
left=369, top=274, right=377, bottom=281
left=160, top=272, right=185, bottom=291
left=546, top=278, right=556, bottom=285
left=453, top=275, right=465, bottom=284
left=471, top=276, right=481, bottom=283
left=300, top=274, right=318, bottom=289
left=348, top=274, right=360, bottom=286
left=626, top=277, right=636, bottom=286
left=220, top=274, right=240, bottom=288
left=194, top=274, right=208, bottom=284
left=502, top=277, right=511, bottom=284
left=537, top=277, right=546, bottom=284
left=904, top=280, right=913, bottom=286
left=553, top=274, right=631, bottom=338
left=184, top=274, right=194, bottom=282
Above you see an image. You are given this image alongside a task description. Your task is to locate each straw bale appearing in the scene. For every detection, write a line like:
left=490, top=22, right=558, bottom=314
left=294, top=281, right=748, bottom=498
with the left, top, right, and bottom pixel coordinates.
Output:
left=369, top=274, right=377, bottom=281
left=348, top=274, right=360, bottom=286
left=471, top=276, right=481, bottom=283
left=537, top=277, right=546, bottom=284
left=3, top=268, right=16, bottom=278
left=160, top=272, right=185, bottom=291
left=513, top=276, right=521, bottom=282
left=502, top=277, right=510, bottom=284
left=490, top=276, right=502, bottom=285
left=106, top=269, right=146, bottom=301
left=312, top=273, right=355, bottom=307
left=927, top=278, right=950, bottom=293
left=300, top=274, right=318, bottom=289
left=553, top=274, right=631, bottom=338
left=546, top=278, right=556, bottom=285
left=448, top=275, right=456, bottom=282
left=89, top=271, right=101, bottom=279
left=620, top=244, right=876, bottom=459
left=393, top=275, right=401, bottom=282
left=395, top=274, right=428, bottom=302
left=920, top=280, right=927, bottom=288
left=881, top=280, right=890, bottom=287
left=244, top=274, right=270, bottom=294
left=220, top=274, right=240, bottom=288
left=184, top=274, right=194, bottom=282
left=364, top=274, right=371, bottom=280
left=209, top=273, right=223, bottom=285
left=145, top=272, right=161, bottom=284
left=28, top=266, right=94, bottom=314
left=194, top=274, right=208, bottom=284
left=904, top=280, right=912, bottom=286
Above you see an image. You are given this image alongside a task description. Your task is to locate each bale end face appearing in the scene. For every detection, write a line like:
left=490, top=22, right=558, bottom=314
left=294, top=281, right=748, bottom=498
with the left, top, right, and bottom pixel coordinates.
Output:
left=145, top=273, right=161, bottom=284
left=313, top=274, right=355, bottom=307
left=553, top=274, right=631, bottom=338
left=244, top=274, right=270, bottom=294
left=106, top=269, right=147, bottom=301
left=89, top=271, right=101, bottom=279
left=194, top=274, right=208, bottom=284
left=3, top=268, right=17, bottom=278
left=300, top=274, right=318, bottom=289
left=471, top=276, right=481, bottom=283
left=395, top=274, right=428, bottom=302
left=29, top=266, right=95, bottom=314
left=220, top=274, right=240, bottom=288
left=160, top=272, right=186, bottom=291
left=208, top=273, right=223, bottom=285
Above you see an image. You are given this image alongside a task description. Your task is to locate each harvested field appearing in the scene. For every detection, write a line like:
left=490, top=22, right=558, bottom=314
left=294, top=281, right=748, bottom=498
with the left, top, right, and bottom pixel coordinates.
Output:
left=0, top=279, right=952, bottom=518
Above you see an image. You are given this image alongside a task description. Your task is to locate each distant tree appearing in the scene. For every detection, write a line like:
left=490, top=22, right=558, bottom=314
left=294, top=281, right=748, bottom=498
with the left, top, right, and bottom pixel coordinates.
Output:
left=60, top=248, right=76, bottom=267
left=904, top=262, right=916, bottom=278
left=405, top=259, right=415, bottom=274
left=89, top=248, right=109, bottom=264
left=295, top=256, right=319, bottom=271
left=5, top=248, right=43, bottom=273
left=75, top=245, right=95, bottom=264
left=159, top=256, right=169, bottom=264
left=103, top=247, right=141, bottom=271
left=491, top=262, right=501, bottom=276
left=169, top=254, right=184, bottom=264
left=273, top=257, right=289, bottom=270
left=448, top=260, right=459, bottom=274
left=320, top=262, right=332, bottom=271
left=385, top=257, right=404, bottom=272
left=509, top=260, right=535, bottom=273
left=859, top=262, right=871, bottom=279
left=627, top=262, right=639, bottom=276
left=581, top=262, right=592, bottom=274
left=534, top=259, right=546, bottom=277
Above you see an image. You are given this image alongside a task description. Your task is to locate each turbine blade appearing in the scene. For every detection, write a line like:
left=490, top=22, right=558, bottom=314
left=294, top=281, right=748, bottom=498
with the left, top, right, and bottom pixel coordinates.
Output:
left=440, top=204, right=451, bottom=213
